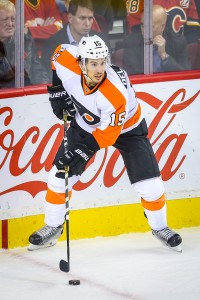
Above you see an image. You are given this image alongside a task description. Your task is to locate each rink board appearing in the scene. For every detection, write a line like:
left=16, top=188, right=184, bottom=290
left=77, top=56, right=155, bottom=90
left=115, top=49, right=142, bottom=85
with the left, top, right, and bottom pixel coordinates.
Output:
left=1, top=197, right=200, bottom=248
left=0, top=74, right=200, bottom=248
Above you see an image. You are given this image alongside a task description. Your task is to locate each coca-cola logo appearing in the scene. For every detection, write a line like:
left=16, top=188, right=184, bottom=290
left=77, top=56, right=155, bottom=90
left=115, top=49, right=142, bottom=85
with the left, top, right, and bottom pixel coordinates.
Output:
left=0, top=88, right=199, bottom=198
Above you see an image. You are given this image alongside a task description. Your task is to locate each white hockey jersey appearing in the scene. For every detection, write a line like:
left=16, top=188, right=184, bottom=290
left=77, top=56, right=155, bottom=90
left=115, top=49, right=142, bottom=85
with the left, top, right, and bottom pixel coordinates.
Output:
left=52, top=44, right=142, bottom=149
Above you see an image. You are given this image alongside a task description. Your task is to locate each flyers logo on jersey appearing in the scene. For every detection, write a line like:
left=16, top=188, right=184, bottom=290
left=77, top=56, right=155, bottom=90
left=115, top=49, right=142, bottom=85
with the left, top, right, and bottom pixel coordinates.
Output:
left=71, top=95, right=100, bottom=125
left=83, top=114, right=94, bottom=122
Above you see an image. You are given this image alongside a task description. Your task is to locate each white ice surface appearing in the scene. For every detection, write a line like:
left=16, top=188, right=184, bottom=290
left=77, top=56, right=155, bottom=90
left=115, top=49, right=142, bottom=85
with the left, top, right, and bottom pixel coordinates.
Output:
left=0, top=227, right=200, bottom=300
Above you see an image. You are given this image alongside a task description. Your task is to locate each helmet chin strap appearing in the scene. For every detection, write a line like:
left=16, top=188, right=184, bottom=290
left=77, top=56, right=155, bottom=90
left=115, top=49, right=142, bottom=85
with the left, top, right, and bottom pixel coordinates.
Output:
left=79, top=61, right=95, bottom=85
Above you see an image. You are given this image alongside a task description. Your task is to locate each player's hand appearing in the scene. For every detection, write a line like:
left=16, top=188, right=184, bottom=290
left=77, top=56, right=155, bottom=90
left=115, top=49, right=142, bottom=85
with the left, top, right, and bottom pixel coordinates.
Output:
left=48, top=85, right=76, bottom=120
left=55, top=144, right=94, bottom=176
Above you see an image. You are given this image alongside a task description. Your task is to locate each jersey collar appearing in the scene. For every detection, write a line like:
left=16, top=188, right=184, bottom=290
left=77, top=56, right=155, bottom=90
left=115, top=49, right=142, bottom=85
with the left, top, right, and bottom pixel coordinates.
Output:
left=81, top=72, right=107, bottom=95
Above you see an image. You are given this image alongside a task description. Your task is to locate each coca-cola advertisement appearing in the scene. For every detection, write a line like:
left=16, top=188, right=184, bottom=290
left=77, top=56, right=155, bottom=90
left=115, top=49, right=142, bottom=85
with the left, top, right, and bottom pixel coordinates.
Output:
left=0, top=79, right=200, bottom=220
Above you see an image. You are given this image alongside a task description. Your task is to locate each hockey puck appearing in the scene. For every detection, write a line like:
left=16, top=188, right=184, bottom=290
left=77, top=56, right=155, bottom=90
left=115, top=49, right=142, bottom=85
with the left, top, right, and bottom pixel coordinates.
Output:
left=68, top=280, right=80, bottom=285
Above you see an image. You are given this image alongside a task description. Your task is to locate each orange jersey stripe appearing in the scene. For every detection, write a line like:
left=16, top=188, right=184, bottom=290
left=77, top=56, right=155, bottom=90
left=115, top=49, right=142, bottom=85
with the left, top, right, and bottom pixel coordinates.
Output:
left=141, top=194, right=166, bottom=211
left=46, top=188, right=72, bottom=204
left=92, top=78, right=126, bottom=148
left=123, top=103, right=141, bottom=129
left=92, top=126, right=122, bottom=148
left=99, top=78, right=126, bottom=111
left=52, top=45, right=81, bottom=75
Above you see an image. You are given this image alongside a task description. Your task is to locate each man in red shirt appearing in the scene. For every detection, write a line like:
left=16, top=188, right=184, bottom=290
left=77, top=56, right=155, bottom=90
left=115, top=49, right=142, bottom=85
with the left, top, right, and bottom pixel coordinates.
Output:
left=24, top=0, right=63, bottom=39
left=24, top=0, right=64, bottom=56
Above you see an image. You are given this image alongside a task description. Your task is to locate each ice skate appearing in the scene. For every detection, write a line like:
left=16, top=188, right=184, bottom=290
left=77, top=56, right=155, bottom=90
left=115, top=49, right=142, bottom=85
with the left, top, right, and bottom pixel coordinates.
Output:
left=27, top=225, right=63, bottom=251
left=152, top=227, right=182, bottom=252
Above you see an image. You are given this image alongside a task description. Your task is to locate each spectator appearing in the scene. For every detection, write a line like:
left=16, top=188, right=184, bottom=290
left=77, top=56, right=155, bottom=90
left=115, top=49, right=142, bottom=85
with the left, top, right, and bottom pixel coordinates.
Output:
left=124, top=0, right=144, bottom=32
left=24, top=0, right=63, bottom=39
left=0, top=41, right=16, bottom=89
left=41, top=0, right=111, bottom=81
left=125, top=0, right=200, bottom=43
left=161, top=0, right=200, bottom=43
left=57, top=0, right=101, bottom=32
left=123, top=4, right=191, bottom=75
left=24, top=0, right=63, bottom=56
left=0, top=0, right=48, bottom=88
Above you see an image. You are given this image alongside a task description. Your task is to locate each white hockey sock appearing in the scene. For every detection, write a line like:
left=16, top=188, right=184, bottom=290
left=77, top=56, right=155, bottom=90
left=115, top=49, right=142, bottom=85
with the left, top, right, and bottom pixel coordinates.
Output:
left=144, top=204, right=167, bottom=230
left=45, top=202, right=66, bottom=227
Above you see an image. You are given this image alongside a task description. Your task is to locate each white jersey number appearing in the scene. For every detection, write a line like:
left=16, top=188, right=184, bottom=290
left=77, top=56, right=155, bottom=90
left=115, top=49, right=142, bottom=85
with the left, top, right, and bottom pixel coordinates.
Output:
left=110, top=112, right=126, bottom=126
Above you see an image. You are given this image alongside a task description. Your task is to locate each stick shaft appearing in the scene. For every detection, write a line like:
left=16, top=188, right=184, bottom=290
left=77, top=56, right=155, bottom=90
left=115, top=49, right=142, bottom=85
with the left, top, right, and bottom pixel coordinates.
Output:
left=63, top=110, right=70, bottom=269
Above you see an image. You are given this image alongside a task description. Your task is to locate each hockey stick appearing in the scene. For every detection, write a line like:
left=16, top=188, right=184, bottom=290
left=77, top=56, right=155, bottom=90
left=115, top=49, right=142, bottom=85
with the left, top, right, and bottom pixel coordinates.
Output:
left=59, top=109, right=70, bottom=272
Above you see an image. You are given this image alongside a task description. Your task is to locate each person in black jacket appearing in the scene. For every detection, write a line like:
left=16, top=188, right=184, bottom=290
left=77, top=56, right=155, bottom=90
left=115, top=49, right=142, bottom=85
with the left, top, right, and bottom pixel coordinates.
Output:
left=0, top=0, right=49, bottom=88
left=41, top=0, right=111, bottom=81
left=123, top=4, right=191, bottom=75
left=0, top=40, right=15, bottom=88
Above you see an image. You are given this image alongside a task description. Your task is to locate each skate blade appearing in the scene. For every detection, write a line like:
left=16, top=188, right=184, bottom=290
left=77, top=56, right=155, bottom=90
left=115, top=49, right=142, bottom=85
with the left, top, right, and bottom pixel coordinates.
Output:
left=27, top=240, right=57, bottom=251
left=159, top=240, right=182, bottom=253
left=160, top=241, right=182, bottom=253
left=153, top=233, right=182, bottom=253
left=171, top=244, right=182, bottom=253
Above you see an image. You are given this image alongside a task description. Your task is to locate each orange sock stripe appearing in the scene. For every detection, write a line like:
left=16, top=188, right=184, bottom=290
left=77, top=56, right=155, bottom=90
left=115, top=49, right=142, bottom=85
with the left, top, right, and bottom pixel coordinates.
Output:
left=141, top=194, right=166, bottom=211
left=46, top=188, right=72, bottom=204
left=68, top=190, right=72, bottom=200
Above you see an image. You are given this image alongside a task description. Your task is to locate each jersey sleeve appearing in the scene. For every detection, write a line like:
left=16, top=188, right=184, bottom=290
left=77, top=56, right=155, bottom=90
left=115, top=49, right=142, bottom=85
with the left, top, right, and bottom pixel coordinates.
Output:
left=51, top=44, right=81, bottom=82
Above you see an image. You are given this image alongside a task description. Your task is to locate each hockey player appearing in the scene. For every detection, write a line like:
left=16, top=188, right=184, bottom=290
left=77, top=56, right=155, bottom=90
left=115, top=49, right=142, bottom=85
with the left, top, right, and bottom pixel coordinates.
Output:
left=28, top=35, right=182, bottom=252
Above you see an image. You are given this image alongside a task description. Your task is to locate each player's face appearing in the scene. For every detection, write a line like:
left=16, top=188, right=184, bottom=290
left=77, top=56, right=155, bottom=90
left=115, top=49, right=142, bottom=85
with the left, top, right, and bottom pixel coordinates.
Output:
left=85, top=58, right=106, bottom=86
left=0, top=9, right=16, bottom=41
left=68, top=6, right=94, bottom=37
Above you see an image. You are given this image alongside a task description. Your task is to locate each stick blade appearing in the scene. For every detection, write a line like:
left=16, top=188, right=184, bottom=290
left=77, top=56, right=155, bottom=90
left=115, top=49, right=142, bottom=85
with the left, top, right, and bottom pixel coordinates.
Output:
left=59, top=259, right=70, bottom=272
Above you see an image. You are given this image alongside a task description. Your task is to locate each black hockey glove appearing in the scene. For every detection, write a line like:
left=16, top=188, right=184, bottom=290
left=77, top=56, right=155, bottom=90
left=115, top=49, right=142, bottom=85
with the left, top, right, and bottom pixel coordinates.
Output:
left=47, top=85, right=76, bottom=120
left=55, top=143, right=94, bottom=176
